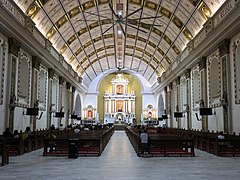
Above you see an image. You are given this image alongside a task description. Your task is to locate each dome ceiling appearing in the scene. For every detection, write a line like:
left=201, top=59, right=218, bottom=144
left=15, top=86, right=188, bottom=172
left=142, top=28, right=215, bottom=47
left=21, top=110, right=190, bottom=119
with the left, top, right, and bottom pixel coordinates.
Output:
left=14, top=0, right=225, bottom=86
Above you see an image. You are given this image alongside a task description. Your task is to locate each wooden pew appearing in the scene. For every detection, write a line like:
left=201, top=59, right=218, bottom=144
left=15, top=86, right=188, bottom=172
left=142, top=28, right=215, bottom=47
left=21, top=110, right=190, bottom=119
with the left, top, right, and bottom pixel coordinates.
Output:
left=125, top=127, right=195, bottom=157
left=148, top=135, right=195, bottom=157
left=43, top=127, right=114, bottom=157
left=213, top=136, right=240, bottom=156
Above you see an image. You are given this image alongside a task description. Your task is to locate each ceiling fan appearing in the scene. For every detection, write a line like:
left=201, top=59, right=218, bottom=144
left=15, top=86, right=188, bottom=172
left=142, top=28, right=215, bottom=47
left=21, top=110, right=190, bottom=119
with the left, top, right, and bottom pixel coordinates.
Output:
left=76, top=3, right=163, bottom=36
left=116, top=66, right=144, bottom=73
left=103, top=3, right=163, bottom=36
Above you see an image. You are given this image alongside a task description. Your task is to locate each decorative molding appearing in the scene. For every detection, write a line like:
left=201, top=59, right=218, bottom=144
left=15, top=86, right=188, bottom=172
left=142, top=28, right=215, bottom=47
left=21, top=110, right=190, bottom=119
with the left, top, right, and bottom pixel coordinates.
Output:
left=48, top=68, right=55, bottom=79
left=45, top=39, right=52, bottom=52
left=59, top=55, right=64, bottom=64
left=0, top=38, right=6, bottom=105
left=164, top=86, right=167, bottom=93
left=59, top=77, right=64, bottom=85
left=198, top=57, right=207, bottom=70
left=8, top=38, right=20, bottom=56
left=66, top=82, right=71, bottom=90
left=214, top=0, right=235, bottom=27
left=207, top=50, right=221, bottom=106
left=191, top=66, right=200, bottom=108
left=26, top=17, right=34, bottom=33
left=38, top=66, right=48, bottom=110
left=79, top=77, right=82, bottom=83
left=184, top=69, right=191, bottom=79
left=0, top=0, right=25, bottom=26
left=187, top=40, right=194, bottom=52
left=18, top=51, right=31, bottom=108
left=72, top=86, right=76, bottom=93
left=175, top=77, right=180, bottom=86
left=32, top=56, right=41, bottom=70
left=218, top=39, right=230, bottom=57
left=204, top=18, right=213, bottom=34
left=232, top=35, right=240, bottom=104
left=168, top=82, right=173, bottom=91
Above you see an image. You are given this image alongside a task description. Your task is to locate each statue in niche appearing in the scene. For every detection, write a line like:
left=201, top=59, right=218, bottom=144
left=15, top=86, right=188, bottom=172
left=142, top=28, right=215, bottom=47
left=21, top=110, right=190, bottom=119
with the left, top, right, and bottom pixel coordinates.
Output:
left=118, top=101, right=123, bottom=112
left=87, top=110, right=92, bottom=118
left=117, top=85, right=123, bottom=94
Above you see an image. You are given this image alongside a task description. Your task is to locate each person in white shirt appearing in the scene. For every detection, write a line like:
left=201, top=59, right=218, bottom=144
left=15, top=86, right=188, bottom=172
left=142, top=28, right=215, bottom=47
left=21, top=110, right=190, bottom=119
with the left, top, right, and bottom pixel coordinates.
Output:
left=140, top=129, right=149, bottom=157
left=217, top=131, right=225, bottom=140
left=74, top=126, right=80, bottom=134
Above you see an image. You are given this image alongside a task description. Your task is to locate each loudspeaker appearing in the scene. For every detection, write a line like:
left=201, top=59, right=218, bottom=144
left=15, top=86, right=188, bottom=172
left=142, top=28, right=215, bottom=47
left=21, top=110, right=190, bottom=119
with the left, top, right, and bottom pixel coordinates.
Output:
left=26, top=108, right=39, bottom=116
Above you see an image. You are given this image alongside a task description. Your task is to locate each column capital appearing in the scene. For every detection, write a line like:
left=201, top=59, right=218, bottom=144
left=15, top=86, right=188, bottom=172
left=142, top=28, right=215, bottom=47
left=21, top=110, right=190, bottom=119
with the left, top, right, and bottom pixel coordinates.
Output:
left=59, top=77, right=64, bottom=85
left=66, top=82, right=71, bottom=90
left=32, top=56, right=41, bottom=70
left=198, top=57, right=207, bottom=70
left=72, top=86, right=76, bottom=93
left=175, top=77, right=180, bottom=86
left=164, top=86, right=168, bottom=93
left=218, top=39, right=230, bottom=57
left=184, top=69, right=191, bottom=79
left=48, top=68, right=55, bottom=79
left=168, top=82, right=173, bottom=91
left=8, top=38, right=20, bottom=56
left=79, top=77, right=82, bottom=83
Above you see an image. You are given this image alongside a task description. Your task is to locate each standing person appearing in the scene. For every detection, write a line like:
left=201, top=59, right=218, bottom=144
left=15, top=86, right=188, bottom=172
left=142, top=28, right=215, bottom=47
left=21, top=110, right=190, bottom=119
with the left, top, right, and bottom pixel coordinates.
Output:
left=140, top=129, right=149, bottom=157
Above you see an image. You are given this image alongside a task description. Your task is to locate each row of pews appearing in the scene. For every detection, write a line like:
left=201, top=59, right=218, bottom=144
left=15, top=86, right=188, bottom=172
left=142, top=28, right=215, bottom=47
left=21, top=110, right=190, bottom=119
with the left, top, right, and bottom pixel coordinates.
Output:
left=166, top=128, right=240, bottom=157
left=43, top=127, right=114, bottom=157
left=126, top=127, right=240, bottom=157
left=0, top=127, right=115, bottom=166
left=125, top=127, right=195, bottom=157
left=0, top=129, right=49, bottom=166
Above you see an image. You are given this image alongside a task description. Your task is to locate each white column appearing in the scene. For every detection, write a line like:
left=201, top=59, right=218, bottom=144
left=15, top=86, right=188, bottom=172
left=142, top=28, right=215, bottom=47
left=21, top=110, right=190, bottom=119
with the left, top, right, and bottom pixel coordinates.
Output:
left=109, top=99, right=111, bottom=113
left=128, top=99, right=131, bottom=113
left=112, top=84, right=115, bottom=94
left=113, top=100, right=116, bottom=112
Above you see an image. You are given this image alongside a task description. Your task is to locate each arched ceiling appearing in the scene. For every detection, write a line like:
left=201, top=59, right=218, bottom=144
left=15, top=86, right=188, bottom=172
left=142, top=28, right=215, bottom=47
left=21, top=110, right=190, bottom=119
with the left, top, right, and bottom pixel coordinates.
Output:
left=14, top=0, right=225, bottom=86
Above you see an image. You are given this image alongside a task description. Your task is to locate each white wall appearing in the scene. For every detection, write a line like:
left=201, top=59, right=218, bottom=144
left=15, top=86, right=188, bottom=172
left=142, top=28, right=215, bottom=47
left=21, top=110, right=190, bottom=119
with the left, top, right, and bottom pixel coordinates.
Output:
left=230, top=32, right=240, bottom=133
left=0, top=32, right=8, bottom=133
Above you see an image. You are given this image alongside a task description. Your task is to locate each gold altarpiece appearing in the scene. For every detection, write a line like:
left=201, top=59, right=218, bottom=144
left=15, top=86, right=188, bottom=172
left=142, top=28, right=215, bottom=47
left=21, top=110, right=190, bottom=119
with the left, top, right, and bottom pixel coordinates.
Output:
left=104, top=74, right=136, bottom=124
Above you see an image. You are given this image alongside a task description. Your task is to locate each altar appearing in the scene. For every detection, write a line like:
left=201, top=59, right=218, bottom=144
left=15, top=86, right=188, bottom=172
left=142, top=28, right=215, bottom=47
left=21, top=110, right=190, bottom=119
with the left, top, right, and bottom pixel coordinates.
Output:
left=103, top=74, right=136, bottom=124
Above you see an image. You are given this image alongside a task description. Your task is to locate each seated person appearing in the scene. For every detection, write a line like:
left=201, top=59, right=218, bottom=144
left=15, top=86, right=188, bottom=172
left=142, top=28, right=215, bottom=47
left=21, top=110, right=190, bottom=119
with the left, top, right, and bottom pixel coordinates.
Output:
left=74, top=126, right=80, bottom=134
left=59, top=124, right=65, bottom=131
left=3, top=127, right=12, bottom=138
left=217, top=131, right=225, bottom=140
left=13, top=130, right=19, bottom=139
left=47, top=131, right=56, bottom=152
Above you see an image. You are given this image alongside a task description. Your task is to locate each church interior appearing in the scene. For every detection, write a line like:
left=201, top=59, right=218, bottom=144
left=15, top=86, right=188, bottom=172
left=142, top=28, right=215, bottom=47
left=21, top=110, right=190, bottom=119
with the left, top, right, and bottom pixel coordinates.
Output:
left=1, top=0, right=240, bottom=179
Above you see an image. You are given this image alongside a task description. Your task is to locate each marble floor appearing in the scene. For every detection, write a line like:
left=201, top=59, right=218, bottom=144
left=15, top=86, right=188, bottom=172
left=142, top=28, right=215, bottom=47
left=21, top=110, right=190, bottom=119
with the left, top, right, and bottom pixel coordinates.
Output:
left=1, top=131, right=240, bottom=180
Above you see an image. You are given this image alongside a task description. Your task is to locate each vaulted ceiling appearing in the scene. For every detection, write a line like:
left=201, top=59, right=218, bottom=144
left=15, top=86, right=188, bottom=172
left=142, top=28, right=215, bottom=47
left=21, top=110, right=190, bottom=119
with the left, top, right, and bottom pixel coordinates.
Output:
left=14, top=0, right=225, bottom=86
